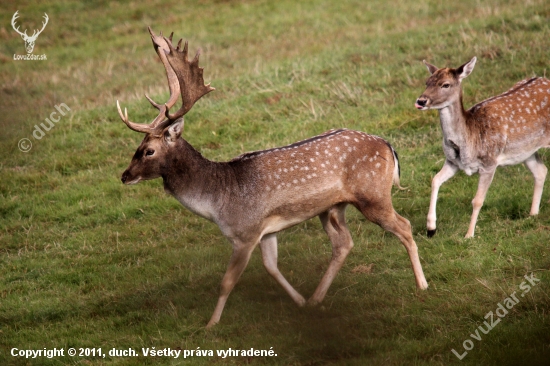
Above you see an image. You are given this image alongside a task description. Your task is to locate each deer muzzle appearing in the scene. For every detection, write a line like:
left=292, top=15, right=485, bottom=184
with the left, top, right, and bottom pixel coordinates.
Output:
left=415, top=96, right=429, bottom=110
left=121, top=170, right=140, bottom=185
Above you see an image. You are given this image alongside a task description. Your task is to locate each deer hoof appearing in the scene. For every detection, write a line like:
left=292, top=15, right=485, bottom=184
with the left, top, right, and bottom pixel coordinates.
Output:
left=306, top=299, right=321, bottom=307
left=427, top=229, right=436, bottom=238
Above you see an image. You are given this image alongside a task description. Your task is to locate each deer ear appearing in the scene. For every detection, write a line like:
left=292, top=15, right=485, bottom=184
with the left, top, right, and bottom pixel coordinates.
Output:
left=165, top=118, right=184, bottom=143
left=456, top=57, right=477, bottom=81
left=423, top=60, right=439, bottom=75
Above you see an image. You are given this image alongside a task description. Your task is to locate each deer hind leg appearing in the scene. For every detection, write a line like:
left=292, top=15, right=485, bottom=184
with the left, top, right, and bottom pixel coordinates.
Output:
left=357, top=199, right=428, bottom=290
left=308, top=203, right=354, bottom=306
left=207, top=241, right=256, bottom=328
left=259, top=233, right=306, bottom=306
left=466, top=168, right=496, bottom=238
left=524, top=153, right=548, bottom=216
left=427, top=160, right=459, bottom=237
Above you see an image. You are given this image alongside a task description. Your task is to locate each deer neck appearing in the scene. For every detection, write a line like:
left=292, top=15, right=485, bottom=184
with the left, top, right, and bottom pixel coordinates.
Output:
left=161, top=139, right=229, bottom=222
left=437, top=91, right=470, bottom=146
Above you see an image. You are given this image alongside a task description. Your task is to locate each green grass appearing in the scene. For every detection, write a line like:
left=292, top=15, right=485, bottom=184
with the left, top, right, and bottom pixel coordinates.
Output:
left=1, top=0, right=550, bottom=365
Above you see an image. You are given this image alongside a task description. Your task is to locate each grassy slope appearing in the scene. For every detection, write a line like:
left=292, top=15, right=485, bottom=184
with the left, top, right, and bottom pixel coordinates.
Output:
left=1, top=0, right=549, bottom=365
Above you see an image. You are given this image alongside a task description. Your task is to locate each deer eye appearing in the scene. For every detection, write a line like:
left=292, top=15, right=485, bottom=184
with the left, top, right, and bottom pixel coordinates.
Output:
left=145, top=149, right=155, bottom=156
left=441, top=83, right=451, bottom=89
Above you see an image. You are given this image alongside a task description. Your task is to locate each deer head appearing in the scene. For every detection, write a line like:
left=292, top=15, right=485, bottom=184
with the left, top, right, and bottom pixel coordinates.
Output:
left=11, top=11, right=49, bottom=54
left=415, top=57, right=477, bottom=110
left=117, top=27, right=214, bottom=185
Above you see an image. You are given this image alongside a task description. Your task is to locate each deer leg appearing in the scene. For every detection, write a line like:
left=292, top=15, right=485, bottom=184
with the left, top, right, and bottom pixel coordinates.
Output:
left=360, top=201, right=428, bottom=290
left=427, top=161, right=459, bottom=237
left=259, top=233, right=306, bottom=306
left=524, top=153, right=548, bottom=216
left=308, top=203, right=353, bottom=306
left=465, top=168, right=496, bottom=238
left=207, top=241, right=256, bottom=328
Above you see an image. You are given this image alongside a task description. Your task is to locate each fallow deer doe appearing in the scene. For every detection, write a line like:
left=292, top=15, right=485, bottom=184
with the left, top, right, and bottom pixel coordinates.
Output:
left=415, top=57, right=550, bottom=238
left=117, top=28, right=428, bottom=328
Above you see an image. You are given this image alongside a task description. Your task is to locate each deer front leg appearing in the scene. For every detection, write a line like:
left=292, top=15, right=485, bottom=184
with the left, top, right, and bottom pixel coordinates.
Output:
left=207, top=241, right=256, bottom=328
left=308, top=204, right=353, bottom=306
left=524, top=153, right=548, bottom=216
left=465, top=168, right=496, bottom=238
left=259, top=233, right=306, bottom=306
left=427, top=161, right=459, bottom=237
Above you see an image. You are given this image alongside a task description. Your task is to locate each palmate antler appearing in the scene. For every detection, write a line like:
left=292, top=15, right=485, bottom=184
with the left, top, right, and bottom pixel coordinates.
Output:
left=117, top=27, right=214, bottom=135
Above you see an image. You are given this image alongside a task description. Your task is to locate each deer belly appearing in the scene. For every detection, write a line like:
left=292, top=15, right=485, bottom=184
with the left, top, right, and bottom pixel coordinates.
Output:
left=262, top=214, right=314, bottom=235
left=262, top=198, right=335, bottom=236
left=497, top=149, right=539, bottom=166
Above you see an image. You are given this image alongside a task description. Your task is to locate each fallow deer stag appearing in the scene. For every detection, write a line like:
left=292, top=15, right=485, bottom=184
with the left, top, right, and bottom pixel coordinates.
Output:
left=118, top=27, right=428, bottom=328
left=415, top=57, right=550, bottom=238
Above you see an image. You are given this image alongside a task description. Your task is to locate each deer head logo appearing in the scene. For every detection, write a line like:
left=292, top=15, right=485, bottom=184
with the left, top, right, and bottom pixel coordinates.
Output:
left=11, top=11, right=49, bottom=54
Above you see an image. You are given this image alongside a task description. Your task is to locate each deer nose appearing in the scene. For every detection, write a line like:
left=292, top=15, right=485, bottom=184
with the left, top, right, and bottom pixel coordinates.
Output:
left=121, top=171, right=128, bottom=183
left=415, top=97, right=428, bottom=109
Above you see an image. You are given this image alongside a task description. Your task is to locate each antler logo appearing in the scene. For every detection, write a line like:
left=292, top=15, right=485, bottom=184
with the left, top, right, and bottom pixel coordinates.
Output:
left=11, top=10, right=49, bottom=54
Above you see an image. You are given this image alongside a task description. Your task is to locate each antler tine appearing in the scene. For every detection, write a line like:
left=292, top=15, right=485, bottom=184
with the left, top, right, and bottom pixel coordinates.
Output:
left=144, top=94, right=163, bottom=110
left=162, top=36, right=215, bottom=121
left=116, top=100, right=173, bottom=134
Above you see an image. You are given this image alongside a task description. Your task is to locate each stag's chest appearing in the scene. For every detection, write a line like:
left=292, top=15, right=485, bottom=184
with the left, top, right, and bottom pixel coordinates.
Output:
left=442, top=138, right=481, bottom=175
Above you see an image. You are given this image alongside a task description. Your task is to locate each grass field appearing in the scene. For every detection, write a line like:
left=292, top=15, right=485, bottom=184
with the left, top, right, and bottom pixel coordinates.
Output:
left=1, top=0, right=549, bottom=365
